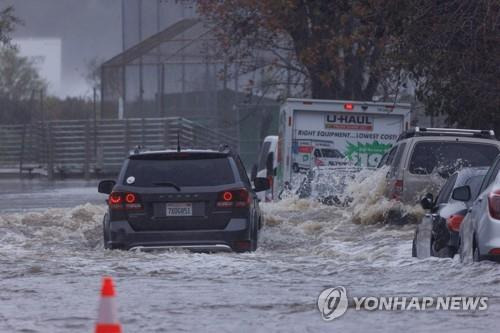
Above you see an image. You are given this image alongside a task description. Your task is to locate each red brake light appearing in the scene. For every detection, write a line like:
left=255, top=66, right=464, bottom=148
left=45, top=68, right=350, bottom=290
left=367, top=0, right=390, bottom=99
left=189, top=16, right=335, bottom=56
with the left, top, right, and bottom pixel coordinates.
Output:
left=235, top=189, right=250, bottom=207
left=125, top=193, right=136, bottom=204
left=344, top=103, right=354, bottom=110
left=223, top=191, right=233, bottom=201
left=108, top=192, right=142, bottom=210
left=391, top=180, right=404, bottom=200
left=488, top=248, right=500, bottom=255
left=109, top=192, right=122, bottom=205
left=488, top=190, right=500, bottom=220
left=446, top=214, right=464, bottom=232
left=217, top=189, right=251, bottom=208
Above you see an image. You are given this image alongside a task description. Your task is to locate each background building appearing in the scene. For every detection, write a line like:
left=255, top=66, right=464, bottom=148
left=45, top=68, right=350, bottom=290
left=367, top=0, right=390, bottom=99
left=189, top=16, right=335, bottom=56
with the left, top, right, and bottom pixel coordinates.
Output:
left=102, top=1, right=279, bottom=165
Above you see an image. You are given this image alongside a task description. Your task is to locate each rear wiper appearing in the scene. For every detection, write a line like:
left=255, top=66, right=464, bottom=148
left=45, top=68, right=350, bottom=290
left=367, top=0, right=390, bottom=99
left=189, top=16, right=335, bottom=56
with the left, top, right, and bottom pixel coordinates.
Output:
left=152, top=181, right=181, bottom=191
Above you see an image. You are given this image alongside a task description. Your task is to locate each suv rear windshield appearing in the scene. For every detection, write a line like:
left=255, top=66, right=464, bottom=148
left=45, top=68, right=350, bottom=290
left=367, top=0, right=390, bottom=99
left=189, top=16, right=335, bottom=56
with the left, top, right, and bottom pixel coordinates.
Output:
left=409, top=142, right=499, bottom=175
left=124, top=155, right=235, bottom=187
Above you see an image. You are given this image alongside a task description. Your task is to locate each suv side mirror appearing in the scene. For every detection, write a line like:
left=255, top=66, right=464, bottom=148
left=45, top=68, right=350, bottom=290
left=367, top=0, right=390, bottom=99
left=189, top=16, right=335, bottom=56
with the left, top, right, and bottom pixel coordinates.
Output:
left=253, top=177, right=270, bottom=192
left=98, top=180, right=116, bottom=194
left=420, top=193, right=434, bottom=210
left=266, top=152, right=274, bottom=177
left=452, top=185, right=471, bottom=202
left=250, top=164, right=258, bottom=181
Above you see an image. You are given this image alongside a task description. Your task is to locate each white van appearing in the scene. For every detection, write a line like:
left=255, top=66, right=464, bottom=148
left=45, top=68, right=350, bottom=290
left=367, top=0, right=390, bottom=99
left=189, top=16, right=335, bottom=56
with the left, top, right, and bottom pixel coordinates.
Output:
left=252, top=136, right=278, bottom=202
left=292, top=140, right=348, bottom=172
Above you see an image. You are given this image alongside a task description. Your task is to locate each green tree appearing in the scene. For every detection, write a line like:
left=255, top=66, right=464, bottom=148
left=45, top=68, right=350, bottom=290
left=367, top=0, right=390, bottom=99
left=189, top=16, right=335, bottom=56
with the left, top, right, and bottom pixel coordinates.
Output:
left=83, top=56, right=104, bottom=96
left=0, top=47, right=46, bottom=100
left=395, top=0, right=500, bottom=133
left=0, top=6, right=18, bottom=45
left=198, top=0, right=407, bottom=100
left=0, top=47, right=47, bottom=123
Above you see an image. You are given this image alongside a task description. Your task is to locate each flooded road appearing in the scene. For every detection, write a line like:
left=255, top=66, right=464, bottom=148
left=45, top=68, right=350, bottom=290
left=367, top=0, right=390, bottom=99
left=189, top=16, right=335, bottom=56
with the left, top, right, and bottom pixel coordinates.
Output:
left=0, top=177, right=499, bottom=332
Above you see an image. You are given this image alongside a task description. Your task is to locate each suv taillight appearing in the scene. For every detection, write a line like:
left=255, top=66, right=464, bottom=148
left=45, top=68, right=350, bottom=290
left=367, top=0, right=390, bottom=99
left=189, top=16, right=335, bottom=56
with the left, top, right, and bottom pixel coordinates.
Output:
left=108, top=191, right=143, bottom=210
left=216, top=189, right=251, bottom=208
left=446, top=214, right=464, bottom=232
left=488, top=190, right=500, bottom=220
left=391, top=180, right=404, bottom=200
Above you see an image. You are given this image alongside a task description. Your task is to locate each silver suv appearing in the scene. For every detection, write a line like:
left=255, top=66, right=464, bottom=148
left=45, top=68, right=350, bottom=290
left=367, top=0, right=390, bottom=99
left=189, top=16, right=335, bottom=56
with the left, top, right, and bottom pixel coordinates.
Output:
left=381, top=128, right=500, bottom=204
left=458, top=155, right=500, bottom=262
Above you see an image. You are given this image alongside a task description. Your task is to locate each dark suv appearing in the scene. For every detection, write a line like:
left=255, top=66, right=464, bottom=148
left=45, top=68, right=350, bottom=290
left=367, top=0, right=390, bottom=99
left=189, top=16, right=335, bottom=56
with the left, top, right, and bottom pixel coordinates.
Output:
left=98, top=148, right=270, bottom=252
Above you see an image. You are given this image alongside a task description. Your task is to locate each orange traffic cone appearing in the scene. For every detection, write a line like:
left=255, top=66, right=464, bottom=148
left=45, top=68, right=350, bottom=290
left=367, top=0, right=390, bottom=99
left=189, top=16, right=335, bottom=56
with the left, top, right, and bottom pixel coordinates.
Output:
left=95, top=276, right=122, bottom=333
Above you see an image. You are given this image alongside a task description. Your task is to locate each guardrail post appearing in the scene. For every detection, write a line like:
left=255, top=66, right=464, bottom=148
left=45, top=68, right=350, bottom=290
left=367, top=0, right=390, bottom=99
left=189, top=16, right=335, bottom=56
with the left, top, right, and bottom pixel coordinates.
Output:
left=84, top=120, right=90, bottom=180
left=163, top=118, right=170, bottom=148
left=19, top=123, right=27, bottom=178
left=125, top=118, right=130, bottom=155
left=141, top=118, right=146, bottom=146
left=46, top=122, right=54, bottom=180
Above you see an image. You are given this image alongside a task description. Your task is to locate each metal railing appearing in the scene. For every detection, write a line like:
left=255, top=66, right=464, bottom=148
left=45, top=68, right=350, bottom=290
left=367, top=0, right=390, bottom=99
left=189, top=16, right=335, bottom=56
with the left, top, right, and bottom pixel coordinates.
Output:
left=0, top=117, right=238, bottom=178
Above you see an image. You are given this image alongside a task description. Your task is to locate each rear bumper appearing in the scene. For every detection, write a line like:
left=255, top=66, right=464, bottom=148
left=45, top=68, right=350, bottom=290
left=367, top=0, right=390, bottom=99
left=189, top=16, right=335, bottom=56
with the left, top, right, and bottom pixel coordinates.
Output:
left=130, top=244, right=233, bottom=252
left=478, top=218, right=500, bottom=256
left=107, top=218, right=251, bottom=251
left=472, top=216, right=500, bottom=261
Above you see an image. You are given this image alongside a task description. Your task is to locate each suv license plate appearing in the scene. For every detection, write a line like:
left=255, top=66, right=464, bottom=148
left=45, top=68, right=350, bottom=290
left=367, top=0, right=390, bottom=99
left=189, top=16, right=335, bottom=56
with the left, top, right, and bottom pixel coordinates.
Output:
left=166, top=203, right=193, bottom=216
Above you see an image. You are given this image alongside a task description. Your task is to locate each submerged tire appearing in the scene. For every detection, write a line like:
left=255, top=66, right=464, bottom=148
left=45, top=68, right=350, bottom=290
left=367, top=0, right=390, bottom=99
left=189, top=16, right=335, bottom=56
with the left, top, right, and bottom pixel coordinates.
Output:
left=433, top=244, right=454, bottom=258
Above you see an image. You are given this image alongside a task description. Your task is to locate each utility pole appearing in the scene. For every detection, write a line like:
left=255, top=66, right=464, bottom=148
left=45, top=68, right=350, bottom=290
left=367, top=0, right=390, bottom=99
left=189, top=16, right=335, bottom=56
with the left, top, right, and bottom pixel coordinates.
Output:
left=93, top=87, right=98, bottom=159
left=138, top=0, right=144, bottom=115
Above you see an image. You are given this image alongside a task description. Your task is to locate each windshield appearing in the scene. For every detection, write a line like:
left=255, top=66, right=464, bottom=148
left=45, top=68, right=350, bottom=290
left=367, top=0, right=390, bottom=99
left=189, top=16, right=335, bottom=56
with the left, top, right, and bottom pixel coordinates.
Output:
left=124, top=157, right=235, bottom=187
left=408, top=142, right=499, bottom=175
left=258, top=141, right=271, bottom=171
left=321, top=149, right=344, bottom=158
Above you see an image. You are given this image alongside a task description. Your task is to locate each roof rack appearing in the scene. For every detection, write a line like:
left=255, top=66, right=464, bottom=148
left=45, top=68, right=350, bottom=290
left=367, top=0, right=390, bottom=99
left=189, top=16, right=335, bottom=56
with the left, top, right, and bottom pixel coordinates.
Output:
left=397, top=127, right=496, bottom=141
left=218, top=144, right=232, bottom=153
left=129, top=145, right=149, bottom=155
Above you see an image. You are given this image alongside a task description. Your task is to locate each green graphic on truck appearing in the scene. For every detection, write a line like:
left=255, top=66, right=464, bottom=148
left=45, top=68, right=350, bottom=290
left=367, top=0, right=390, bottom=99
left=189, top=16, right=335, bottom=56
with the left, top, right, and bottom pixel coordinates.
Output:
left=344, top=141, right=393, bottom=167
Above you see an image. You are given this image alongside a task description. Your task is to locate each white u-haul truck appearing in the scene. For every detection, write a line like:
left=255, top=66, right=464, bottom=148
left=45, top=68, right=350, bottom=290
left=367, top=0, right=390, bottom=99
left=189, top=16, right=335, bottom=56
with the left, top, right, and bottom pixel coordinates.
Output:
left=274, top=98, right=411, bottom=198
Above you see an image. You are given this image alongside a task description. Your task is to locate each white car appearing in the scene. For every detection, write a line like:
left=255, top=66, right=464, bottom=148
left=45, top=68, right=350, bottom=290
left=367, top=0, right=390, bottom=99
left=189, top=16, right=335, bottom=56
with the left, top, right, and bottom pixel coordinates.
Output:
left=458, top=155, right=500, bottom=262
left=252, top=136, right=278, bottom=202
left=312, top=148, right=349, bottom=168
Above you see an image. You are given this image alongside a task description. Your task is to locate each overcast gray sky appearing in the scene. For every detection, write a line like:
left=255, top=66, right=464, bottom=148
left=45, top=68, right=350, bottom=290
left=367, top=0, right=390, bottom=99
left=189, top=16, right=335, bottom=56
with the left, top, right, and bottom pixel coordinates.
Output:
left=0, top=0, right=122, bottom=97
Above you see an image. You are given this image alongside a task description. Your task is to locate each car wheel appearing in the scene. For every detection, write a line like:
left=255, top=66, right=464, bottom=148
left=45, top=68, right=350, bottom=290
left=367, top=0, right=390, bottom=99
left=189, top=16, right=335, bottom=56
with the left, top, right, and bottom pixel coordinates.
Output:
left=292, top=163, right=299, bottom=173
left=434, top=245, right=453, bottom=258
left=430, top=235, right=452, bottom=258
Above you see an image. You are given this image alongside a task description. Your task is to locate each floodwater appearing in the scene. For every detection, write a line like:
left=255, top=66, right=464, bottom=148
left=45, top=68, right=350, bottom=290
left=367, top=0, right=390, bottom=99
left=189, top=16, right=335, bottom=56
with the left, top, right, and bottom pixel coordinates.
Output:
left=0, top=174, right=499, bottom=332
